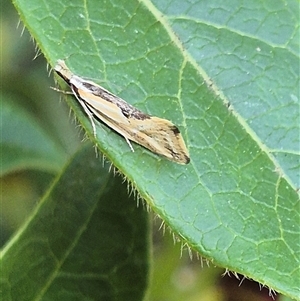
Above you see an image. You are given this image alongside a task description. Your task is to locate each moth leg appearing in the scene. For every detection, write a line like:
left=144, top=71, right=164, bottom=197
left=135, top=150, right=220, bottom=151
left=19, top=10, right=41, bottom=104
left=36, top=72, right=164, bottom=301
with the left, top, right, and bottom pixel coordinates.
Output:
left=51, top=87, right=74, bottom=94
left=125, top=137, right=134, bottom=152
left=76, top=96, right=97, bottom=137
left=89, top=117, right=97, bottom=138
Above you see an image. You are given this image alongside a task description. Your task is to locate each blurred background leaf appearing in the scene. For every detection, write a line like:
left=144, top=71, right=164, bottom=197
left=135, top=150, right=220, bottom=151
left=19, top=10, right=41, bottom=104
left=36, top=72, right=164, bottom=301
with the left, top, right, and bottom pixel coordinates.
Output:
left=1, top=145, right=150, bottom=300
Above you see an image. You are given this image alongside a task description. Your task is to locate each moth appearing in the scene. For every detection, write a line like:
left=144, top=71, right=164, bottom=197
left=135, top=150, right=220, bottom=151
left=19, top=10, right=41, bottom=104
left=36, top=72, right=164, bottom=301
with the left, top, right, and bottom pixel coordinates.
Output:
left=54, top=60, right=190, bottom=164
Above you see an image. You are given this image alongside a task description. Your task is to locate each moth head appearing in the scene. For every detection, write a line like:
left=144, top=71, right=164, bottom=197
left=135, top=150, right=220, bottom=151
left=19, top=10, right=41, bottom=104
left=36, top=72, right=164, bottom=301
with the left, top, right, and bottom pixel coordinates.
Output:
left=54, top=60, right=73, bottom=84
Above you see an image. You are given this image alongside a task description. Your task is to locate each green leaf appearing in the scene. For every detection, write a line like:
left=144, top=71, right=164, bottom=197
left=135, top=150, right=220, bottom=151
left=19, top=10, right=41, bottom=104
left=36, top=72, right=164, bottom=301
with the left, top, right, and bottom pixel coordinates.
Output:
left=11, top=0, right=300, bottom=299
left=1, top=96, right=67, bottom=176
left=0, top=144, right=149, bottom=300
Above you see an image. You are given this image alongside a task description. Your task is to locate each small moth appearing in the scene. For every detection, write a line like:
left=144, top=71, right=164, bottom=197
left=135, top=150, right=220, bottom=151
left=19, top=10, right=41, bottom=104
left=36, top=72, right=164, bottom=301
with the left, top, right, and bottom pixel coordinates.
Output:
left=54, top=60, right=190, bottom=164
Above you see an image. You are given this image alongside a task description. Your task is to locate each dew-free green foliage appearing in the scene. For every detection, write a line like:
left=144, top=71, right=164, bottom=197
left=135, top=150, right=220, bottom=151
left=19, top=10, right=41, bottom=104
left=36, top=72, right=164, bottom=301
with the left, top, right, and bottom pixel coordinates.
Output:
left=1, top=145, right=149, bottom=300
left=1, top=99, right=67, bottom=175
left=2, top=0, right=299, bottom=300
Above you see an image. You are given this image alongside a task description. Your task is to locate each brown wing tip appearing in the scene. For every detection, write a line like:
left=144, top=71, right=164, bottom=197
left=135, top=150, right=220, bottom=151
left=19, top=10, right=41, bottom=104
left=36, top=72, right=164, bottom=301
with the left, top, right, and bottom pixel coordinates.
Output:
left=184, top=155, right=191, bottom=164
left=170, top=147, right=190, bottom=164
left=167, top=126, right=190, bottom=164
left=176, top=153, right=190, bottom=164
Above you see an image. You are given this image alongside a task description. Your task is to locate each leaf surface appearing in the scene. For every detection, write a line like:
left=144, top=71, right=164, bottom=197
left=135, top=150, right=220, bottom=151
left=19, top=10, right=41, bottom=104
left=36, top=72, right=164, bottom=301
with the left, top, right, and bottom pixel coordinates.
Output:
left=11, top=0, right=300, bottom=298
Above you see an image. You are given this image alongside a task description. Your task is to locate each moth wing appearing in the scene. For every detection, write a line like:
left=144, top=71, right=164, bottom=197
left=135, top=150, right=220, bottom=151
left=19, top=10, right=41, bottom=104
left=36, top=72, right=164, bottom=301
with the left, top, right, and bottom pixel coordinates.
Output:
left=128, top=116, right=190, bottom=164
